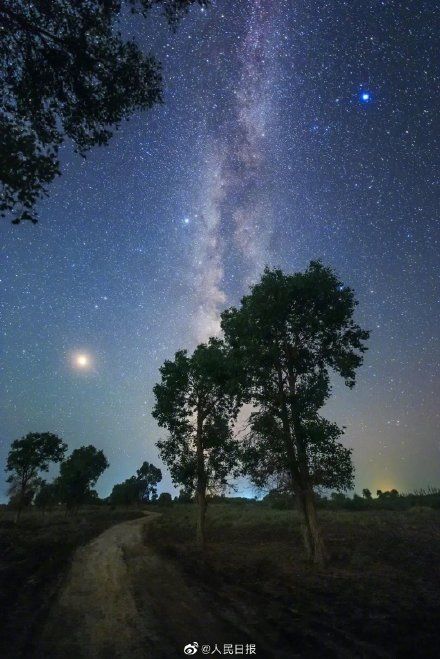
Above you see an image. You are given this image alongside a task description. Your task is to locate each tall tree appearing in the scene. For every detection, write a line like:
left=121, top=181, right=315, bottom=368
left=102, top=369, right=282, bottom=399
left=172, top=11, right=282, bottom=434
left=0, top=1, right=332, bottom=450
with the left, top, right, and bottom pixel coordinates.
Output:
left=136, top=461, right=162, bottom=502
left=5, top=432, right=67, bottom=519
left=0, top=0, right=205, bottom=224
left=153, top=338, right=240, bottom=547
left=56, top=445, right=109, bottom=509
left=221, top=262, right=369, bottom=564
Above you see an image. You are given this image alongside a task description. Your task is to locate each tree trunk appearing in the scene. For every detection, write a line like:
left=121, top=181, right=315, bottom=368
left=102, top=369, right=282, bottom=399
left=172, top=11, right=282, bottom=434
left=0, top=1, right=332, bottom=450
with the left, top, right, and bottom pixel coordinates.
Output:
left=196, top=488, right=207, bottom=548
left=195, top=404, right=207, bottom=549
left=297, top=487, right=327, bottom=565
left=15, top=483, right=26, bottom=523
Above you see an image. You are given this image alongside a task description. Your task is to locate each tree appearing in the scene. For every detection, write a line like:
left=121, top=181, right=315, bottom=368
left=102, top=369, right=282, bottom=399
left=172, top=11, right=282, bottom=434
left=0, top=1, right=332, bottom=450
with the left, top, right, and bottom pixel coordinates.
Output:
left=7, top=474, right=42, bottom=510
left=110, top=476, right=140, bottom=506
left=362, top=488, right=372, bottom=499
left=153, top=338, right=241, bottom=547
left=0, top=0, right=206, bottom=224
left=136, top=461, right=162, bottom=503
left=34, top=479, right=59, bottom=512
left=5, top=432, right=67, bottom=519
left=221, top=262, right=369, bottom=564
left=109, top=461, right=162, bottom=505
left=175, top=487, right=193, bottom=503
left=158, top=492, right=173, bottom=506
left=57, top=445, right=109, bottom=510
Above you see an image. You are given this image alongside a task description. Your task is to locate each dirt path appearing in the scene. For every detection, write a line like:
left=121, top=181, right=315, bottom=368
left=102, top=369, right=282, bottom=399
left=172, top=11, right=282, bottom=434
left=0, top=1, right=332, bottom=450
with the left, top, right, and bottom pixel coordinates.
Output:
left=38, top=513, right=161, bottom=659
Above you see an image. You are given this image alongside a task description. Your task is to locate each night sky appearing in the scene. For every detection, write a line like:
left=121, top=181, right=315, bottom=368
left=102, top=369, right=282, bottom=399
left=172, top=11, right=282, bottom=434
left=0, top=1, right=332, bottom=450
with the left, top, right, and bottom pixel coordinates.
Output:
left=1, top=0, right=439, bottom=499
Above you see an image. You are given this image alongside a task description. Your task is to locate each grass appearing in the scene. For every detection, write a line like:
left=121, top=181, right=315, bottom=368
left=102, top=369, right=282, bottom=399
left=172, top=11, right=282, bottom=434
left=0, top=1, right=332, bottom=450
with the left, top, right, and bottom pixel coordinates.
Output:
left=0, top=505, right=143, bottom=658
left=148, top=503, right=440, bottom=657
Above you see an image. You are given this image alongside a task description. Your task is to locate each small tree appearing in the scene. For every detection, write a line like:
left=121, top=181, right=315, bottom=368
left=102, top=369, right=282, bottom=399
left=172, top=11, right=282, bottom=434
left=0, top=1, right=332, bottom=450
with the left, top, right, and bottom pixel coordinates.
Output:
left=57, top=445, right=108, bottom=510
left=136, top=462, right=162, bottom=503
left=222, top=262, right=369, bottom=564
left=362, top=488, right=372, bottom=500
left=153, top=338, right=241, bottom=547
left=158, top=492, right=173, bottom=507
left=5, top=432, right=67, bottom=520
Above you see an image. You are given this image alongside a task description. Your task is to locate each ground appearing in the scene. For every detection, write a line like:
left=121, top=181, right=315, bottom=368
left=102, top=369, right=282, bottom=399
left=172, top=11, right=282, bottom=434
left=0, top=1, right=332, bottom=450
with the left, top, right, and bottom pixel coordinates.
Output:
left=1, top=503, right=440, bottom=658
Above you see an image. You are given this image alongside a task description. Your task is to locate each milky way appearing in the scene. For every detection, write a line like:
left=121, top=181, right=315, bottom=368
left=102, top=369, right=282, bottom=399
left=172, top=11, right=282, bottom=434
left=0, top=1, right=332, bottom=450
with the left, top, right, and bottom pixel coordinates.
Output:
left=0, top=1, right=438, bottom=497
left=191, top=0, right=281, bottom=341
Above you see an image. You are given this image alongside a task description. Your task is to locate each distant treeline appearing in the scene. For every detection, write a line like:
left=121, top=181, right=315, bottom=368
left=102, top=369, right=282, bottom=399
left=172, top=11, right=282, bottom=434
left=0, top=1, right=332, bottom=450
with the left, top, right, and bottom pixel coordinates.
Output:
left=259, top=487, right=440, bottom=511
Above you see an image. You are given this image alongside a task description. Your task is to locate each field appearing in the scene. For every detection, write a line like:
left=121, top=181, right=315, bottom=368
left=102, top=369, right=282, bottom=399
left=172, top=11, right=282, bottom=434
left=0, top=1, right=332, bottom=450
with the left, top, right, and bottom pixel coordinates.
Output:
left=0, top=506, right=143, bottom=658
left=1, top=503, right=440, bottom=658
left=145, top=503, right=440, bottom=658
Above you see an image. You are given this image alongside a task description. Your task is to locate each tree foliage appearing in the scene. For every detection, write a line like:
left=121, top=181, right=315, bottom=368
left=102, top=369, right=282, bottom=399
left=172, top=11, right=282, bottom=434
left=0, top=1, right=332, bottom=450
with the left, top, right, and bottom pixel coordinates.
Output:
left=56, top=445, right=109, bottom=508
left=0, top=0, right=206, bottom=223
left=109, top=461, right=162, bottom=504
left=157, top=491, right=173, bottom=506
left=136, top=461, right=162, bottom=502
left=5, top=432, right=67, bottom=516
left=109, top=476, right=141, bottom=505
left=34, top=479, right=59, bottom=510
left=221, top=261, right=369, bottom=563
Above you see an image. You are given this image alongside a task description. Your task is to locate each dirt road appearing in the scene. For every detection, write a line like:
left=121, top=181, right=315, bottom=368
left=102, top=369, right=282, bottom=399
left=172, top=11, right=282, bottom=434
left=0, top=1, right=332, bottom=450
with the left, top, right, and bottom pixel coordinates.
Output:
left=38, top=513, right=161, bottom=658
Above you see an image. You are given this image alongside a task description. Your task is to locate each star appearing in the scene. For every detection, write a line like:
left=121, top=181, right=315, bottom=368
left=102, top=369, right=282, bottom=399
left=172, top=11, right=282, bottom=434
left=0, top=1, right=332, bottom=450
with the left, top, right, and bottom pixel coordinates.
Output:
left=359, top=90, right=372, bottom=103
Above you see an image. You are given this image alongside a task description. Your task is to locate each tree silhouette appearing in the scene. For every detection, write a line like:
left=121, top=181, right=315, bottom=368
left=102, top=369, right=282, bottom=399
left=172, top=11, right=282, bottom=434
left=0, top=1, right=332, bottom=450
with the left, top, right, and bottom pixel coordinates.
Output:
left=56, top=445, right=109, bottom=509
left=109, top=461, right=162, bottom=505
left=0, top=0, right=205, bottom=223
left=34, top=479, right=59, bottom=512
left=221, top=261, right=369, bottom=564
left=110, top=476, right=141, bottom=505
left=153, top=338, right=241, bottom=546
left=136, top=461, right=162, bottom=502
left=158, top=491, right=173, bottom=506
left=5, top=432, right=67, bottom=520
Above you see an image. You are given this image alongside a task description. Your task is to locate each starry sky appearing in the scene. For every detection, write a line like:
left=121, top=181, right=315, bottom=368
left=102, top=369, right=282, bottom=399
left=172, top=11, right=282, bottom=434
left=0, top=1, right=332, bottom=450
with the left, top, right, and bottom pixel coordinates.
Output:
left=1, top=0, right=439, bottom=499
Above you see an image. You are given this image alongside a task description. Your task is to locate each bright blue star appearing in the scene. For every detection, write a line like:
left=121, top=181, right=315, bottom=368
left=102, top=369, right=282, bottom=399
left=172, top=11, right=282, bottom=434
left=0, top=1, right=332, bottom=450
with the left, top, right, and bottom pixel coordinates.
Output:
left=359, top=90, right=372, bottom=103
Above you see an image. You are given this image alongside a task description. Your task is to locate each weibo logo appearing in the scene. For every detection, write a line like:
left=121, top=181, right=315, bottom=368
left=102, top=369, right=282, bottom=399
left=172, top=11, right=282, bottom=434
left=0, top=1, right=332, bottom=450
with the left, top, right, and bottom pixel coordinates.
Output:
left=184, top=642, right=199, bottom=655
